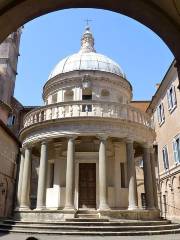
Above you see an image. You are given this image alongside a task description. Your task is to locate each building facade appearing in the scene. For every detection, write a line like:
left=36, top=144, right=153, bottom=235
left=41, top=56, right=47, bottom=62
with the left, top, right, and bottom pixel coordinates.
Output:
left=14, top=26, right=159, bottom=222
left=0, top=30, right=22, bottom=218
left=0, top=119, right=20, bottom=218
left=147, top=60, right=180, bottom=222
left=0, top=30, right=21, bottom=124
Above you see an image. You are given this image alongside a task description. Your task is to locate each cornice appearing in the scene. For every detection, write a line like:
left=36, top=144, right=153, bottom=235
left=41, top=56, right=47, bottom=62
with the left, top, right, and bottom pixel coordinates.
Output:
left=20, top=117, right=155, bottom=147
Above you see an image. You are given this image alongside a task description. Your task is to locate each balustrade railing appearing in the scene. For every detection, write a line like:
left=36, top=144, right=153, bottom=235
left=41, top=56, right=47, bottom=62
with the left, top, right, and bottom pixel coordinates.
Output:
left=23, top=100, right=153, bottom=129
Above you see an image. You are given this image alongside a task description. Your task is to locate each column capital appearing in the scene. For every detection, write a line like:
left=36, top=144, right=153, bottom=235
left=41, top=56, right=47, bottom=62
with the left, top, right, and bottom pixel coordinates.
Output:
left=23, top=142, right=35, bottom=150
left=20, top=148, right=24, bottom=154
left=24, top=144, right=33, bottom=151
left=142, top=142, right=153, bottom=149
left=67, top=135, right=77, bottom=141
left=97, top=134, right=109, bottom=141
left=41, top=140, right=50, bottom=145
left=125, top=138, right=134, bottom=144
left=41, top=137, right=53, bottom=144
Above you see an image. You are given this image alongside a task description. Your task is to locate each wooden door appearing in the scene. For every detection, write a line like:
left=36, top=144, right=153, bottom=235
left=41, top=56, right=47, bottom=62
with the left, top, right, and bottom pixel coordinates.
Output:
left=79, top=163, right=96, bottom=208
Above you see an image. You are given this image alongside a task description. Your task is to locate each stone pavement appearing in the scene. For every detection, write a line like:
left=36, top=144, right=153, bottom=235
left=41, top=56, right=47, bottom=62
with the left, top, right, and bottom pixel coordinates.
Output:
left=0, top=233, right=180, bottom=240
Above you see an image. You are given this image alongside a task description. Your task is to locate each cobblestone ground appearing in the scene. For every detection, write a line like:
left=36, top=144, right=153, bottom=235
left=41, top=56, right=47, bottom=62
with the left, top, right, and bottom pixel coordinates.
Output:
left=0, top=233, right=180, bottom=240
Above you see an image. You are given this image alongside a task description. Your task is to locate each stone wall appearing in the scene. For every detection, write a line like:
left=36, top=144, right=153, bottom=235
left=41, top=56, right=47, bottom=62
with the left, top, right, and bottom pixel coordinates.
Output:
left=0, top=123, right=19, bottom=217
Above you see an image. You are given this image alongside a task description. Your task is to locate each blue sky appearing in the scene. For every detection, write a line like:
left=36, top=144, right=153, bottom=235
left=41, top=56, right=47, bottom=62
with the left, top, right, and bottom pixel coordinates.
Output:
left=14, top=8, right=174, bottom=106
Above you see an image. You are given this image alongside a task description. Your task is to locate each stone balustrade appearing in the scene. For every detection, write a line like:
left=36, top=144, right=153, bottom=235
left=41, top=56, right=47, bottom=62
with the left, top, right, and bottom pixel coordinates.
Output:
left=23, top=101, right=153, bottom=129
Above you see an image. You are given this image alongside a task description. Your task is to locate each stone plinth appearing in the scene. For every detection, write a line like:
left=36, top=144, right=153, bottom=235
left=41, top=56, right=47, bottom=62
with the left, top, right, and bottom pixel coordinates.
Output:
left=14, top=209, right=160, bottom=222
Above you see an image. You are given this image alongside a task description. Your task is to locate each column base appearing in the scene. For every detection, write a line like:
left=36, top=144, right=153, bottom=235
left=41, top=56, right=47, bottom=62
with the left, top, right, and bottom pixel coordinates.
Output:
left=63, top=205, right=76, bottom=211
left=14, top=206, right=20, bottom=211
left=98, top=204, right=110, bottom=211
left=34, top=206, right=46, bottom=211
left=18, top=205, right=30, bottom=211
left=146, top=206, right=156, bottom=210
left=128, top=205, right=139, bottom=210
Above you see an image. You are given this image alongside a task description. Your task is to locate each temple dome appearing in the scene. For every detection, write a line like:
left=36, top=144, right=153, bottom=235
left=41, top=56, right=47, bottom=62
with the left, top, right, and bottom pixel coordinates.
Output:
left=48, top=26, right=125, bottom=80
left=48, top=52, right=125, bottom=79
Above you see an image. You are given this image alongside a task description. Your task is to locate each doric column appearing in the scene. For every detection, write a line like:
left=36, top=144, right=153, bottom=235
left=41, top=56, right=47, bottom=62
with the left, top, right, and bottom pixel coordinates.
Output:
left=20, top=146, right=32, bottom=209
left=143, top=144, right=155, bottom=209
left=150, top=148, right=159, bottom=209
left=36, top=141, right=48, bottom=210
left=16, top=148, right=25, bottom=208
left=126, top=139, right=138, bottom=210
left=64, top=136, right=75, bottom=210
left=98, top=135, right=110, bottom=210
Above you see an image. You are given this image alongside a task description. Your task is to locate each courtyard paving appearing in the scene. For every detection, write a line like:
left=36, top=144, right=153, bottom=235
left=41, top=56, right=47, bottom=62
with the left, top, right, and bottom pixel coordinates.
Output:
left=0, top=233, right=180, bottom=240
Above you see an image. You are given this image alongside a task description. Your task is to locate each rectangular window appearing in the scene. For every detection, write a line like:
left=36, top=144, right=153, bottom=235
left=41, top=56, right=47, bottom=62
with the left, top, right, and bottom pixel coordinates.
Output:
left=82, top=91, right=92, bottom=112
left=120, top=162, right=125, bottom=188
left=173, top=135, right=180, bottom=163
left=162, top=146, right=169, bottom=170
left=167, top=85, right=177, bottom=112
left=157, top=102, right=165, bottom=125
left=7, top=115, right=16, bottom=126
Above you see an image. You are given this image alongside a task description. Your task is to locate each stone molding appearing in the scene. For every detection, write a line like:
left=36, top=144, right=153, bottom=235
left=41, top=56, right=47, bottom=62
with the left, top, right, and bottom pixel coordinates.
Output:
left=43, top=71, right=132, bottom=101
left=20, top=117, right=155, bottom=147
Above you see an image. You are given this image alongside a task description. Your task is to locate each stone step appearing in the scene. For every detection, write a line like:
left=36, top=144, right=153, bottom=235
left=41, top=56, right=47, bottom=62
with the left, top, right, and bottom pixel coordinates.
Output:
left=0, top=223, right=179, bottom=232
left=76, top=213, right=100, bottom=219
left=65, top=218, right=109, bottom=222
left=1, top=227, right=180, bottom=236
left=76, top=209, right=97, bottom=214
left=3, top=219, right=172, bottom=226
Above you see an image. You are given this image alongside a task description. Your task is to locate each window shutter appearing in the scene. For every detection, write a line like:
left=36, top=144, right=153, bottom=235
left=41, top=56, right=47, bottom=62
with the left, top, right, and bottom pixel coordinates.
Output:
left=177, top=137, right=180, bottom=163
left=165, top=147, right=169, bottom=169
left=172, top=85, right=177, bottom=107
left=157, top=107, right=161, bottom=124
left=167, top=89, right=171, bottom=110
left=162, top=149, right=166, bottom=169
left=162, top=147, right=169, bottom=170
left=173, top=140, right=178, bottom=163
left=162, top=103, right=165, bottom=121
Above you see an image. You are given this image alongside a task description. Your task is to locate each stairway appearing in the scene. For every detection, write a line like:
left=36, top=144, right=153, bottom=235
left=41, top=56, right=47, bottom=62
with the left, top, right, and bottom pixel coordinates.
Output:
left=0, top=218, right=180, bottom=236
left=72, top=209, right=105, bottom=221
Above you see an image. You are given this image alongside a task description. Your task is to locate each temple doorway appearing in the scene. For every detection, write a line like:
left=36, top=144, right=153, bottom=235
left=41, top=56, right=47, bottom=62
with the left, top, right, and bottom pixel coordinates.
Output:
left=78, top=163, right=96, bottom=209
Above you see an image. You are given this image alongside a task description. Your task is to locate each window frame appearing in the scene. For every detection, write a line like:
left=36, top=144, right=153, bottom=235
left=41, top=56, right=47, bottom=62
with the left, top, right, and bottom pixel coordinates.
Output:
left=167, top=84, right=177, bottom=113
left=51, top=93, right=58, bottom=104
left=157, top=102, right=165, bottom=126
left=173, top=134, right=180, bottom=164
left=7, top=114, right=16, bottom=126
